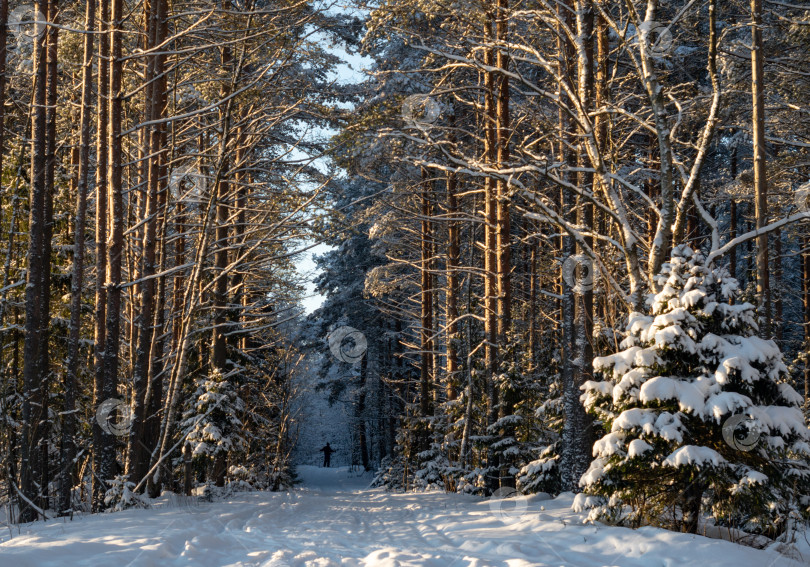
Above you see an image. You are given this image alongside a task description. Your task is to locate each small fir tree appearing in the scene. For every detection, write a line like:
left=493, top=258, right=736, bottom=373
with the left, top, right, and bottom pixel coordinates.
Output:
left=182, top=368, right=246, bottom=483
left=576, top=245, right=810, bottom=535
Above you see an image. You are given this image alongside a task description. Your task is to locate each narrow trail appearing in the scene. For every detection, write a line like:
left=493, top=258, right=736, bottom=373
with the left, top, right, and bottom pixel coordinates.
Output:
left=0, top=466, right=803, bottom=566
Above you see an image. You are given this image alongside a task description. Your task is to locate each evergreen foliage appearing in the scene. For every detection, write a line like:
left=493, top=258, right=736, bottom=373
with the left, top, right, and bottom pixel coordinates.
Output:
left=577, top=246, right=810, bottom=534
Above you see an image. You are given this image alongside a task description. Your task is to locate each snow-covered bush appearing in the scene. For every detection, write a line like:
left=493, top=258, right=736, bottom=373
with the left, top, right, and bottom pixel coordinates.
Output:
left=577, top=245, right=810, bottom=534
left=228, top=465, right=250, bottom=481
left=103, top=475, right=148, bottom=512
left=371, top=455, right=408, bottom=490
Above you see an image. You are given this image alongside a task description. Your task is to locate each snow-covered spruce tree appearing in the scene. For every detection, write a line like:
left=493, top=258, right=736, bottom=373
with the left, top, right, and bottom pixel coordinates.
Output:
left=181, top=368, right=246, bottom=486
left=577, top=245, right=810, bottom=535
left=413, top=415, right=455, bottom=491
left=517, top=325, right=569, bottom=496
left=516, top=395, right=564, bottom=496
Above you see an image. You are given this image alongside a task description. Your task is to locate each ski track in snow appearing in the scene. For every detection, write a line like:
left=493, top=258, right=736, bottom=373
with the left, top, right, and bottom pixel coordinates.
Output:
left=0, top=466, right=806, bottom=567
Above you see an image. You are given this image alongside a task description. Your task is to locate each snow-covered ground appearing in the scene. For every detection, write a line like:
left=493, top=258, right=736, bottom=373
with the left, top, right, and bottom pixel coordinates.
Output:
left=1, top=466, right=806, bottom=566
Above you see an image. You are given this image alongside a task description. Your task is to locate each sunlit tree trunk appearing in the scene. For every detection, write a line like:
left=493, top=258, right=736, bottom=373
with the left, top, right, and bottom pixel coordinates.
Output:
left=61, top=0, right=95, bottom=515
left=98, top=0, right=126, bottom=505
left=445, top=165, right=460, bottom=402
left=751, top=0, right=771, bottom=333
left=482, top=15, right=499, bottom=488
left=494, top=0, right=514, bottom=487
left=144, top=2, right=170, bottom=494
left=91, top=0, right=110, bottom=511
left=419, top=169, right=433, bottom=419
left=127, top=0, right=167, bottom=487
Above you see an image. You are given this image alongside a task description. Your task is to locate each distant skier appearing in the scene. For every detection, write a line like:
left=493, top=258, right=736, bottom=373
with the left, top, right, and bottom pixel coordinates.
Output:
left=319, top=442, right=335, bottom=468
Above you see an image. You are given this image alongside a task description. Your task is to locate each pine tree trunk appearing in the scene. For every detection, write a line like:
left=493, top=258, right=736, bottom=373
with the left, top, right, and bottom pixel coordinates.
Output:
left=751, top=0, right=771, bottom=333
left=126, top=0, right=166, bottom=487
left=494, top=0, right=513, bottom=487
left=528, top=245, right=537, bottom=370
left=125, top=0, right=158, bottom=481
left=569, top=0, right=596, bottom=490
left=594, top=7, right=608, bottom=335
left=20, top=0, right=50, bottom=523
left=774, top=231, right=782, bottom=341
left=682, top=478, right=705, bottom=534
left=98, top=0, right=125, bottom=503
left=144, top=27, right=170, bottom=490
left=483, top=16, right=499, bottom=490
left=61, top=0, right=95, bottom=515
left=419, top=169, right=433, bottom=419
left=0, top=4, right=11, bottom=480
left=803, top=236, right=810, bottom=408
left=557, top=0, right=585, bottom=492
left=212, top=13, right=233, bottom=377
left=445, top=166, right=460, bottom=401
left=212, top=172, right=229, bottom=372
left=173, top=201, right=186, bottom=355
left=183, top=443, right=192, bottom=495
left=495, top=0, right=511, bottom=360
left=0, top=0, right=7, bottom=238
left=356, top=353, right=369, bottom=471
left=729, top=142, right=737, bottom=281
left=231, top=123, right=247, bottom=353
left=38, top=0, right=59, bottom=512
left=91, top=0, right=110, bottom=511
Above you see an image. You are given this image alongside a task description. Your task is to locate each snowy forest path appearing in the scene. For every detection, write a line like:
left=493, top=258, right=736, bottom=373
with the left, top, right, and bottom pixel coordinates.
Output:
left=0, top=465, right=804, bottom=566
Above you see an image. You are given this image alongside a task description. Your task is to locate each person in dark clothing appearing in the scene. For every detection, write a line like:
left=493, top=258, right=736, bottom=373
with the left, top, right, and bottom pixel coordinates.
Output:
left=319, top=442, right=335, bottom=467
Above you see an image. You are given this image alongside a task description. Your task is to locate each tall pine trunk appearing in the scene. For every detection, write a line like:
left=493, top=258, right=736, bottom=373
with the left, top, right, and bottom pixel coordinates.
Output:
left=482, top=16, right=499, bottom=490
left=98, top=0, right=125, bottom=505
left=91, top=0, right=110, bottom=510
left=20, top=0, right=50, bottom=523
left=804, top=236, right=810, bottom=408
left=494, top=0, right=513, bottom=487
left=144, top=5, right=170, bottom=491
left=38, top=0, right=59, bottom=512
left=126, top=0, right=167, bottom=487
left=445, top=167, right=460, bottom=402
left=61, top=0, right=95, bottom=515
left=419, top=169, right=433, bottom=419
left=557, top=0, right=585, bottom=492
left=751, top=0, right=771, bottom=333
